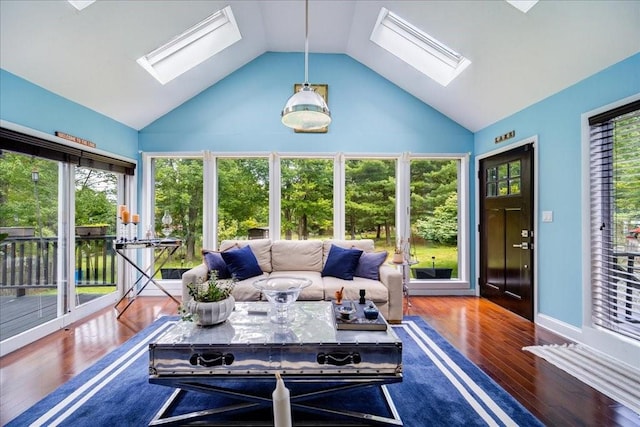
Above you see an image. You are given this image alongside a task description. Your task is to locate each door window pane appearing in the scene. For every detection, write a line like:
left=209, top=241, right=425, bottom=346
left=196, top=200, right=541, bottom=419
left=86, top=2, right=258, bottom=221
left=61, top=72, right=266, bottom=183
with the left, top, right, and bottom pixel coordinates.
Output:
left=75, top=167, right=118, bottom=305
left=217, top=158, right=269, bottom=243
left=281, top=158, right=333, bottom=240
left=345, top=159, right=396, bottom=252
left=509, top=160, right=521, bottom=178
left=0, top=152, right=59, bottom=340
left=410, top=159, right=459, bottom=280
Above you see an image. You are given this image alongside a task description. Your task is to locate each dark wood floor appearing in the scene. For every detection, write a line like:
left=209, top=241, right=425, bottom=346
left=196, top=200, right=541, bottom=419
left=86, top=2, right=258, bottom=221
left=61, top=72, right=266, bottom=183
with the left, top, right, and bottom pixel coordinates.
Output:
left=1, top=296, right=638, bottom=426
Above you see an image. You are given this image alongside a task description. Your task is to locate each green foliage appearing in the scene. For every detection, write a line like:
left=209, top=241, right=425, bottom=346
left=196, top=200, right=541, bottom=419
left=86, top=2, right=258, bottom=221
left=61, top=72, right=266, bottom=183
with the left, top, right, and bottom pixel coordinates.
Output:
left=218, top=158, right=269, bottom=239
left=187, top=270, right=236, bottom=302
left=345, top=159, right=396, bottom=242
left=0, top=153, right=58, bottom=234
left=415, top=193, right=458, bottom=245
left=281, top=159, right=333, bottom=239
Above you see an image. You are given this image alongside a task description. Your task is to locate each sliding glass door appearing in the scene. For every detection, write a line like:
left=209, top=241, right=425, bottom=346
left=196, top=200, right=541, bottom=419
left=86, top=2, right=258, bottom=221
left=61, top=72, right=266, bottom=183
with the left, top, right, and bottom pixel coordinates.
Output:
left=74, top=166, right=119, bottom=306
left=0, top=151, right=60, bottom=341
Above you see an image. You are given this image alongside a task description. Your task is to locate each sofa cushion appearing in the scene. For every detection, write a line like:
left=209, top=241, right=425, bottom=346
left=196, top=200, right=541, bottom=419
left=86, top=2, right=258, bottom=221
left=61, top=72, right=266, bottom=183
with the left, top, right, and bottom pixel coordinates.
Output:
left=269, top=271, right=324, bottom=300
left=321, top=245, right=363, bottom=280
left=232, top=272, right=268, bottom=300
left=271, top=239, right=323, bottom=272
left=220, top=239, right=272, bottom=273
left=221, top=245, right=263, bottom=281
left=322, top=239, right=375, bottom=265
left=202, top=251, right=231, bottom=279
left=355, top=250, right=388, bottom=280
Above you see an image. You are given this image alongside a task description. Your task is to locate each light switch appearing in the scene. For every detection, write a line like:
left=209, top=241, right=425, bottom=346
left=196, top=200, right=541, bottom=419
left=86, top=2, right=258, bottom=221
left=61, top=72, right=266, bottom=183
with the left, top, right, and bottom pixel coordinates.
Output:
left=542, top=211, right=553, bottom=222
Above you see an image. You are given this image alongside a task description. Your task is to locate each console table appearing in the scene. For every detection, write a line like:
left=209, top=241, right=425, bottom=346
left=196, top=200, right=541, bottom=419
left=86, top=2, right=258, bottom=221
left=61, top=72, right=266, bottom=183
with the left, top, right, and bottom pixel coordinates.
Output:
left=114, top=239, right=181, bottom=319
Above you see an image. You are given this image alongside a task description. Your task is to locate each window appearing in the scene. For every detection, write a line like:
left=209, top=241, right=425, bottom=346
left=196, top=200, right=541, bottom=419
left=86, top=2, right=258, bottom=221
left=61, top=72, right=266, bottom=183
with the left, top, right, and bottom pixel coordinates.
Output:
left=217, top=157, right=269, bottom=244
left=152, top=158, right=203, bottom=277
left=345, top=158, right=397, bottom=250
left=410, top=158, right=461, bottom=280
left=370, top=8, right=471, bottom=86
left=589, top=99, right=640, bottom=341
left=143, top=151, right=470, bottom=289
left=280, top=158, right=333, bottom=240
left=137, top=6, right=241, bottom=84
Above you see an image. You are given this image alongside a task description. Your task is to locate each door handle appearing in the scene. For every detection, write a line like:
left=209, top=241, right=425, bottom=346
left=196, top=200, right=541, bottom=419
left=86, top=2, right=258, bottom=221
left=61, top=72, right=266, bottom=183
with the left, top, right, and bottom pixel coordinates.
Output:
left=512, top=242, right=529, bottom=249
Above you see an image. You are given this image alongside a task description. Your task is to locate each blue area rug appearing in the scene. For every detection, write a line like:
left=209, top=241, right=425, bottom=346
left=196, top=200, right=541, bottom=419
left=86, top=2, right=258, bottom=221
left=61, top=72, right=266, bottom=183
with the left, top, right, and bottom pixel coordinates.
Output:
left=8, top=316, right=542, bottom=426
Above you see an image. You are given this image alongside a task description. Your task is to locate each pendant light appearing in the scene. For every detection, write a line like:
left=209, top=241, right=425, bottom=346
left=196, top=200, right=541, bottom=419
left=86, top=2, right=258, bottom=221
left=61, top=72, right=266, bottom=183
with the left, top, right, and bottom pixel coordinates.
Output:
left=281, top=0, right=331, bottom=131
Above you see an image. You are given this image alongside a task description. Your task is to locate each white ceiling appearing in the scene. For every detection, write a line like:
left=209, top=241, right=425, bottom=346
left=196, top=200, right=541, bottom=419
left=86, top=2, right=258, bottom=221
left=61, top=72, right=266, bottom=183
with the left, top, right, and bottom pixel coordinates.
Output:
left=1, top=0, right=639, bottom=132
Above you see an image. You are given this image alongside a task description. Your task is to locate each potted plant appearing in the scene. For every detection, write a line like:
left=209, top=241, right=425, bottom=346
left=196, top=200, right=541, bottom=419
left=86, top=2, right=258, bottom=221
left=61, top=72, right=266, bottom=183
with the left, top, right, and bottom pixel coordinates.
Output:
left=183, top=271, right=236, bottom=326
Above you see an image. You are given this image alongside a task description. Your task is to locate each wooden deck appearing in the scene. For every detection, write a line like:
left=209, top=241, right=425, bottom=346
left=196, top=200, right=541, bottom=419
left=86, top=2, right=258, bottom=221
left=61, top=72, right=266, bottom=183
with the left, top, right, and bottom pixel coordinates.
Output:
left=0, top=293, right=107, bottom=341
left=0, top=296, right=638, bottom=426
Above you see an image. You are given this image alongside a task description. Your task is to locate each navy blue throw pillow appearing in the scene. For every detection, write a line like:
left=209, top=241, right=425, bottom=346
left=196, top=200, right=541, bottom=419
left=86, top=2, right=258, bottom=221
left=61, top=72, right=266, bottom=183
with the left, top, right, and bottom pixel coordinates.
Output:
left=221, top=245, right=263, bottom=281
left=321, top=245, right=363, bottom=280
left=355, top=251, right=388, bottom=280
left=202, top=251, right=231, bottom=279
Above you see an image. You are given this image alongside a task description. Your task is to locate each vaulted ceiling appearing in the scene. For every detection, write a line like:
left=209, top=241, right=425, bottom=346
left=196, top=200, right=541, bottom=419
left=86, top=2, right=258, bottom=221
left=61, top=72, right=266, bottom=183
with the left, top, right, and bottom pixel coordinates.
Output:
left=1, top=0, right=638, bottom=132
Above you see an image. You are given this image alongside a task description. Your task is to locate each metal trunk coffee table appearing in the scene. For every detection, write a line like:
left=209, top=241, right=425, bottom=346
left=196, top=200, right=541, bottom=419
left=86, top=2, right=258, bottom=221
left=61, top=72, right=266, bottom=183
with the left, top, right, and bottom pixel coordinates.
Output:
left=149, top=301, right=403, bottom=426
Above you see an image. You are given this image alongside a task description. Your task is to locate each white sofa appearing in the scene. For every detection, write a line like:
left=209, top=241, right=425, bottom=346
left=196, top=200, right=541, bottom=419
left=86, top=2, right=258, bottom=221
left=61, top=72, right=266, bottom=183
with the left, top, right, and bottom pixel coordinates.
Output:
left=181, top=239, right=404, bottom=323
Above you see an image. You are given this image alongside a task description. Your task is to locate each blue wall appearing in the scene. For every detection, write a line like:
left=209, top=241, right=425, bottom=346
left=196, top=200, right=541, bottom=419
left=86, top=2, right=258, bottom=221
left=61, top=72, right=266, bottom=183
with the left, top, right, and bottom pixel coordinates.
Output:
left=0, top=69, right=138, bottom=159
left=4, top=49, right=639, bottom=331
left=474, top=53, right=640, bottom=327
left=139, top=53, right=473, bottom=153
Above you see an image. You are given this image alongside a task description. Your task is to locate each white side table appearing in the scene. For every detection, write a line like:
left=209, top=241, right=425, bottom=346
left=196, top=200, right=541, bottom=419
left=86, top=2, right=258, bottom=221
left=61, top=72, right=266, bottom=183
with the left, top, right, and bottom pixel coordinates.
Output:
left=388, top=260, right=418, bottom=308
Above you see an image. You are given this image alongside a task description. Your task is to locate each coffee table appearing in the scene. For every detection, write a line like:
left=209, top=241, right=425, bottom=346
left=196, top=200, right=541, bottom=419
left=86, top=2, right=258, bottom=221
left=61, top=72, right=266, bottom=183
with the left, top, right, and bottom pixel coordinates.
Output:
left=149, top=301, right=403, bottom=426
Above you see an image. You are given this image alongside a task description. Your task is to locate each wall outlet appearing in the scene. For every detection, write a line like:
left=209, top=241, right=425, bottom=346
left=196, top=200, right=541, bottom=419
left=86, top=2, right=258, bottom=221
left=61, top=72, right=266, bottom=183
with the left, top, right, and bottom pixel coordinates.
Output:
left=542, top=211, right=553, bottom=222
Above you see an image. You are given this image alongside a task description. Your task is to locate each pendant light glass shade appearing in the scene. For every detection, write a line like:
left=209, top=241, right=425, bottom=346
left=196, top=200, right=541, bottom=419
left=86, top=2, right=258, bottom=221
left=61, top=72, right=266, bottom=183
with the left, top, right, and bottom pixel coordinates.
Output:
left=282, top=83, right=331, bottom=130
left=281, top=0, right=331, bottom=131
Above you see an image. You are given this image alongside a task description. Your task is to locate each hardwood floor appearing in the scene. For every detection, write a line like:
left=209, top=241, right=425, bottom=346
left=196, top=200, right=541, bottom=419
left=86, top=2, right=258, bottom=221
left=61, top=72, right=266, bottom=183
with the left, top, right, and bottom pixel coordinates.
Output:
left=1, top=296, right=638, bottom=426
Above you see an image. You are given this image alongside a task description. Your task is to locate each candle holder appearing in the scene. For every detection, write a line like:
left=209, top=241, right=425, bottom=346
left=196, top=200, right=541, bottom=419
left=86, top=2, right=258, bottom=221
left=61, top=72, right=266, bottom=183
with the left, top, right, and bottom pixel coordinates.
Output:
left=120, top=219, right=129, bottom=242
left=131, top=217, right=139, bottom=241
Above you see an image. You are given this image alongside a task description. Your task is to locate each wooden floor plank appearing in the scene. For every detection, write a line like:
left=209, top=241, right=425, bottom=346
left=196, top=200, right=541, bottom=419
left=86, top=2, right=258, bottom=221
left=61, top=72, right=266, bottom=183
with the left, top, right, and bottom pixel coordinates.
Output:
left=0, top=296, right=635, bottom=426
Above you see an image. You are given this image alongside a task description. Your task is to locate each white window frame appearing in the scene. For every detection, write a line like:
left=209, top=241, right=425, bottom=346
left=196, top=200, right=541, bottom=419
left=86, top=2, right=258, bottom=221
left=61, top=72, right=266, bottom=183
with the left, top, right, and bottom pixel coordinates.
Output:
left=142, top=150, right=471, bottom=292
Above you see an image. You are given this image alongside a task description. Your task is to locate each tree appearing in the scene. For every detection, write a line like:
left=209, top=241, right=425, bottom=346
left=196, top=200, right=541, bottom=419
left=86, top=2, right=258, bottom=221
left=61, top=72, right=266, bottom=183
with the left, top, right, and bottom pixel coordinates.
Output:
left=154, top=158, right=204, bottom=263
left=345, top=160, right=396, bottom=244
left=218, top=158, right=269, bottom=240
left=281, top=159, right=333, bottom=239
left=415, top=193, right=458, bottom=245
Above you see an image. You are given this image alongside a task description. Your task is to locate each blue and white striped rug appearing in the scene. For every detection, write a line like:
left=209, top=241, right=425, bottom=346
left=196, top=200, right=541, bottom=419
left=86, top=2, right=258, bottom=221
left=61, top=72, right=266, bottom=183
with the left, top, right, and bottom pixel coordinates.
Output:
left=8, top=316, right=542, bottom=426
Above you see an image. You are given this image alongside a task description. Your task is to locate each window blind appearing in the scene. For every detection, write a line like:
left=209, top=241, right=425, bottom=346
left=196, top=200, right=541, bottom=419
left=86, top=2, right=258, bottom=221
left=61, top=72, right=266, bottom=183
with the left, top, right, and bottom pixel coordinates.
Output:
left=589, top=100, right=640, bottom=341
left=0, top=127, right=135, bottom=175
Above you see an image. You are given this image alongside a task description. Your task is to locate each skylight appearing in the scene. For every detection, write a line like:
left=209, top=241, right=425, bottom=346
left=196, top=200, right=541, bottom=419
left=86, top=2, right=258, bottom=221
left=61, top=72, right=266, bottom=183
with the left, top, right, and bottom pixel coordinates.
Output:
left=137, top=6, right=241, bottom=85
left=68, top=0, right=96, bottom=11
left=506, top=0, right=539, bottom=13
left=370, top=8, right=471, bottom=87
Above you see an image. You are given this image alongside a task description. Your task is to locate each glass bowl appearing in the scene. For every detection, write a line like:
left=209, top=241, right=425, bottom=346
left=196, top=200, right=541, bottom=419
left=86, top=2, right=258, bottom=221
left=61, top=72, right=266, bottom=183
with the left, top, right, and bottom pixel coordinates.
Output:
left=252, top=276, right=312, bottom=324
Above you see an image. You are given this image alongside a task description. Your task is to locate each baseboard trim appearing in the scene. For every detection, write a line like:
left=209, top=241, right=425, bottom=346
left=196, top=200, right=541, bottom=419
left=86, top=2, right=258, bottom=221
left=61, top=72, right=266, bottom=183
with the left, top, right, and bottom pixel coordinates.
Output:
left=535, top=313, right=583, bottom=342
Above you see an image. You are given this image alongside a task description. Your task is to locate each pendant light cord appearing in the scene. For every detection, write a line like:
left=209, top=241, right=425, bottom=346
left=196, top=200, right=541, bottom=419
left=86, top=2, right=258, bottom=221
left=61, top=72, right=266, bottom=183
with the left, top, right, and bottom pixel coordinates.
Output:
left=304, top=0, right=309, bottom=84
